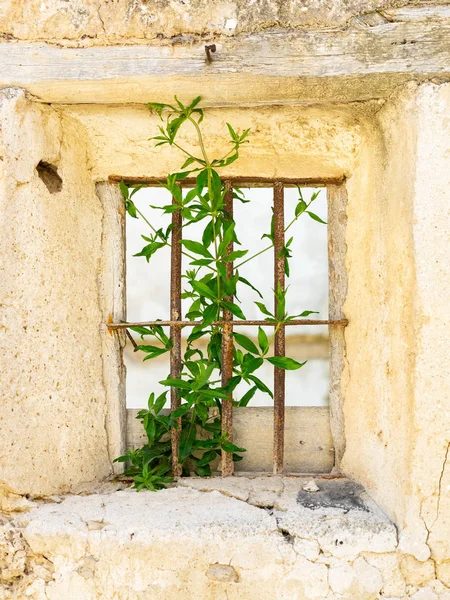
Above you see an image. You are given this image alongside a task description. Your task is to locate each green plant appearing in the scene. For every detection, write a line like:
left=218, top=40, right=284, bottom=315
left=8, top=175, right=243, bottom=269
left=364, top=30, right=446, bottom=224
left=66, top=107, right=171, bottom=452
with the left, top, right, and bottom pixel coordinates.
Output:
left=115, top=97, right=325, bottom=490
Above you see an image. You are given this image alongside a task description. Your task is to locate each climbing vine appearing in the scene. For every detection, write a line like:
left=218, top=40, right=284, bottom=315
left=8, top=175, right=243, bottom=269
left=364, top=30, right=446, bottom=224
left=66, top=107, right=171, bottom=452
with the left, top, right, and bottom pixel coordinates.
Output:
left=115, top=97, right=325, bottom=490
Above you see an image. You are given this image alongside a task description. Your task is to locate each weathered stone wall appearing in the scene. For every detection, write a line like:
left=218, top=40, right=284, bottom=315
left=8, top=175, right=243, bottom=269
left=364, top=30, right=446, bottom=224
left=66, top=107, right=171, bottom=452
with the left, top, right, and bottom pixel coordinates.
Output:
left=1, top=83, right=449, bottom=597
left=0, top=90, right=114, bottom=495
left=64, top=103, right=363, bottom=181
left=1, top=0, right=450, bottom=597
left=0, top=0, right=429, bottom=46
left=343, top=83, right=450, bottom=574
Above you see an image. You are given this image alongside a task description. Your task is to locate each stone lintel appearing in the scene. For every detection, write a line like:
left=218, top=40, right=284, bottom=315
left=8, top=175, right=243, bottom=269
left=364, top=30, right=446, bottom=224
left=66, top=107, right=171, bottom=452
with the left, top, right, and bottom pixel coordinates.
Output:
left=1, top=15, right=450, bottom=105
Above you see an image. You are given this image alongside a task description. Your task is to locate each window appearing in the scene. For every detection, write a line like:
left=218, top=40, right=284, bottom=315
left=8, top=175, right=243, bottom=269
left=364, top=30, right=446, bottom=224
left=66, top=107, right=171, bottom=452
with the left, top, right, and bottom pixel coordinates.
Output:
left=108, top=177, right=347, bottom=475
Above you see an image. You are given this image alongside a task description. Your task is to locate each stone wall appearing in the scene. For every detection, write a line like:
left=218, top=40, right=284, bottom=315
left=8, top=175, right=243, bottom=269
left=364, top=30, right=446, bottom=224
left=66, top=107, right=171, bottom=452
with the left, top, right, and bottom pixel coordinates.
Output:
left=0, top=0, right=449, bottom=597
left=343, top=83, right=450, bottom=571
left=0, top=90, right=114, bottom=495
left=0, top=0, right=429, bottom=46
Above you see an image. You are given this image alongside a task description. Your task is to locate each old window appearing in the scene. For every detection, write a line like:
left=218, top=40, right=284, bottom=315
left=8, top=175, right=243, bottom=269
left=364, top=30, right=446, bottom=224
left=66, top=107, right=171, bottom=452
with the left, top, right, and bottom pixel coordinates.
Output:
left=109, top=177, right=347, bottom=475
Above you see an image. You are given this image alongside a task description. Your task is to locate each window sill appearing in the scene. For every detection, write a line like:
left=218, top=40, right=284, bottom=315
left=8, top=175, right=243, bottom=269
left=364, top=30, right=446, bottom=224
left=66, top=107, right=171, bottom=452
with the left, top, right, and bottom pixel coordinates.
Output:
left=13, top=476, right=398, bottom=598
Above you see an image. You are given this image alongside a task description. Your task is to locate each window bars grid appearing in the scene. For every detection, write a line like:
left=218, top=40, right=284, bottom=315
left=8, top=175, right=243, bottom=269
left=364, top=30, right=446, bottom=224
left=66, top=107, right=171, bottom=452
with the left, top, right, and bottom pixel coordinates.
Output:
left=107, top=177, right=348, bottom=477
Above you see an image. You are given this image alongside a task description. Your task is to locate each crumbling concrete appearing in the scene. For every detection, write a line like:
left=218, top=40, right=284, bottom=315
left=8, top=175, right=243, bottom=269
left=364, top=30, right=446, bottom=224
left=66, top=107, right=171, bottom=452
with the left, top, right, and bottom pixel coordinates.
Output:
left=1, top=479, right=449, bottom=599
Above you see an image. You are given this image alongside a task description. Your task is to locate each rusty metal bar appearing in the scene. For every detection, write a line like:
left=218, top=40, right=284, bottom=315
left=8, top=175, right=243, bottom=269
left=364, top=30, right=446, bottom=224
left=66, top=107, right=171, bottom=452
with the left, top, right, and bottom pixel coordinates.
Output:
left=109, top=175, right=345, bottom=188
left=273, top=181, right=285, bottom=475
left=170, top=187, right=183, bottom=479
left=125, top=329, right=139, bottom=352
left=109, top=318, right=348, bottom=329
left=221, top=182, right=234, bottom=477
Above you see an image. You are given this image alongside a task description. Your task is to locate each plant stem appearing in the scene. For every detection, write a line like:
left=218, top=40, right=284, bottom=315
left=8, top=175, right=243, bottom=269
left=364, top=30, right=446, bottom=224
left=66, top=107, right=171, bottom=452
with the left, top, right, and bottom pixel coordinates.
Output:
left=135, top=206, right=158, bottom=233
left=188, top=117, right=209, bottom=167
left=172, top=141, right=204, bottom=165
left=135, top=205, right=218, bottom=274
left=234, top=204, right=313, bottom=270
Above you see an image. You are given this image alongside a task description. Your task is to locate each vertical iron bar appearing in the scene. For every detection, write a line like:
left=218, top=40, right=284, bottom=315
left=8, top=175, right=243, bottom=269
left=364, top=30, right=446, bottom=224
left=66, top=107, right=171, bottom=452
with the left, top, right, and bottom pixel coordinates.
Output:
left=170, top=186, right=182, bottom=479
left=273, top=181, right=285, bottom=474
left=221, top=181, right=234, bottom=477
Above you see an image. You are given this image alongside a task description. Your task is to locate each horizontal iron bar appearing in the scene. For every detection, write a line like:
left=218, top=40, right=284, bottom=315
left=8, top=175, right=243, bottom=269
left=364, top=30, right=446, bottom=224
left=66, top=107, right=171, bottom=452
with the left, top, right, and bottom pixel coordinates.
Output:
left=108, top=319, right=348, bottom=329
left=108, top=175, right=345, bottom=188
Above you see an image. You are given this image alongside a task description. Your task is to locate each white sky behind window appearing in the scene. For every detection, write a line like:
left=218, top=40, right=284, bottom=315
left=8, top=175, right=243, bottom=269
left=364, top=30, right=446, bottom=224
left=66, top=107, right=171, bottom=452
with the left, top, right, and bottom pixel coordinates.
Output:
left=125, top=186, right=328, bottom=409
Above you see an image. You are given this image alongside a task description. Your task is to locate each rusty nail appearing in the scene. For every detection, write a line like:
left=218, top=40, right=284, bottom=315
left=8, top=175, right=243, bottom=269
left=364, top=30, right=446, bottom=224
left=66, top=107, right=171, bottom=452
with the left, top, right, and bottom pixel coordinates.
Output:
left=205, top=44, right=217, bottom=63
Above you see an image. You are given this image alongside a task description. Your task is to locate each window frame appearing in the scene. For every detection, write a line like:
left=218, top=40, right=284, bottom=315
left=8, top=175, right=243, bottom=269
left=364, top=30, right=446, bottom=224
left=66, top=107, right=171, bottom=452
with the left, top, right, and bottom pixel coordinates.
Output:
left=104, top=177, right=348, bottom=476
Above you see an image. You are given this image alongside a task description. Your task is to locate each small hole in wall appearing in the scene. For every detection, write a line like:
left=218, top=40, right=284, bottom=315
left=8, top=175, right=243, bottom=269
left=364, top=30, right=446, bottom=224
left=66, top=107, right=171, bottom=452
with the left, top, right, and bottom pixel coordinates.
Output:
left=36, top=161, right=63, bottom=194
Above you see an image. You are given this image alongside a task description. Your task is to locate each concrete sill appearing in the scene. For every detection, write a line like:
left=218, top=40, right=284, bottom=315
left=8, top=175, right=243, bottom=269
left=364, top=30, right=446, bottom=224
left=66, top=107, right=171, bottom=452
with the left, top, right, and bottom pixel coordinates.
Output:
left=7, top=477, right=399, bottom=599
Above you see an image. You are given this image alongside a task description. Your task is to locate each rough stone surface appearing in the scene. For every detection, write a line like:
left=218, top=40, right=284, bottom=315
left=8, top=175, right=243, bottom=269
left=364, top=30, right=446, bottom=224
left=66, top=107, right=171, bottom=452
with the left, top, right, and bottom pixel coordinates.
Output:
left=0, top=89, right=113, bottom=496
left=0, top=0, right=450, bottom=592
left=206, top=564, right=239, bottom=583
left=65, top=103, right=363, bottom=182
left=0, top=0, right=430, bottom=46
left=343, top=82, right=450, bottom=568
left=0, top=481, right=447, bottom=599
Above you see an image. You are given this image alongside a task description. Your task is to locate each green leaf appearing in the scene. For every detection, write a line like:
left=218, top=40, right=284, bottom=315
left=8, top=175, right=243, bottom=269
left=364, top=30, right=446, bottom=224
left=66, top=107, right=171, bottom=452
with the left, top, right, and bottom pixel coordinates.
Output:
left=129, top=184, right=147, bottom=198
left=221, top=221, right=235, bottom=250
left=134, top=241, right=166, bottom=262
left=233, top=332, right=259, bottom=355
left=147, top=392, right=155, bottom=409
left=154, top=392, right=168, bottom=414
left=222, top=441, right=246, bottom=454
left=196, top=450, right=217, bottom=467
left=138, top=345, right=166, bottom=353
left=197, top=388, right=230, bottom=400
left=159, top=378, right=193, bottom=390
left=193, top=438, right=220, bottom=450
left=289, top=310, right=319, bottom=319
left=248, top=375, right=273, bottom=398
left=202, top=221, right=214, bottom=248
left=223, top=273, right=238, bottom=298
left=225, top=375, right=241, bottom=393
left=295, top=199, right=307, bottom=217
left=196, top=465, right=212, bottom=477
left=195, top=402, right=208, bottom=424
left=125, top=199, right=138, bottom=219
left=180, top=240, right=213, bottom=258
left=221, top=301, right=246, bottom=320
left=129, top=326, right=153, bottom=338
left=238, top=386, right=258, bottom=407
left=138, top=345, right=169, bottom=360
left=119, top=181, right=129, bottom=199
left=255, top=301, right=273, bottom=318
left=242, top=355, right=264, bottom=374
left=257, top=327, right=269, bottom=354
left=179, top=423, right=197, bottom=462
left=267, top=356, right=307, bottom=370
left=226, top=122, right=237, bottom=141
left=239, top=277, right=263, bottom=299
left=189, top=96, right=202, bottom=110
left=306, top=211, right=327, bottom=224
left=191, top=280, right=217, bottom=300
left=147, top=102, right=174, bottom=118
left=171, top=404, right=191, bottom=419
left=222, top=250, right=248, bottom=262
left=167, top=115, right=186, bottom=142
left=181, top=156, right=197, bottom=169
left=202, top=303, right=217, bottom=327
left=196, top=169, right=208, bottom=192
left=145, top=418, right=156, bottom=446
left=210, top=170, right=222, bottom=209
left=190, top=259, right=213, bottom=267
